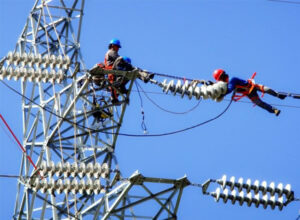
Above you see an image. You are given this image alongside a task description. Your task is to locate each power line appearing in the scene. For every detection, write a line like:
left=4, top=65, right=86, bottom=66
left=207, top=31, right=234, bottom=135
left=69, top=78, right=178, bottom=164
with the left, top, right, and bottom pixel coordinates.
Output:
left=268, top=0, right=300, bottom=4
left=151, top=72, right=197, bottom=82
left=131, top=89, right=300, bottom=109
left=0, top=174, right=21, bottom=178
left=0, top=80, right=232, bottom=137
left=117, top=95, right=233, bottom=137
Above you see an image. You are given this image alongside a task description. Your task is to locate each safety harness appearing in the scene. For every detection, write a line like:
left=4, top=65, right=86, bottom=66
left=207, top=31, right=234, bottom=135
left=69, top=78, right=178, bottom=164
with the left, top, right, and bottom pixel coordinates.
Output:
left=232, top=72, right=265, bottom=102
left=103, top=58, right=118, bottom=101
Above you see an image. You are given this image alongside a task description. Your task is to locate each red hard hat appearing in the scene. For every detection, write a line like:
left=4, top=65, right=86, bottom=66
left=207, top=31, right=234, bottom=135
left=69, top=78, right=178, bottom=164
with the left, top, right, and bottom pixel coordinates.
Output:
left=213, top=69, right=226, bottom=81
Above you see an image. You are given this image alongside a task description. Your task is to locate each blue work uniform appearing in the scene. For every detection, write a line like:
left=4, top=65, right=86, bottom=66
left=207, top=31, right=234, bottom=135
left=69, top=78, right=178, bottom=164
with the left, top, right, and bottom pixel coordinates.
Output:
left=226, top=77, right=277, bottom=114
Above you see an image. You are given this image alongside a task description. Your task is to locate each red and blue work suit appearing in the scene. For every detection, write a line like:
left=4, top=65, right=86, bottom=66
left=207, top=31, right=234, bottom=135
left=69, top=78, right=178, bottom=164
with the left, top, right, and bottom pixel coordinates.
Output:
left=226, top=77, right=279, bottom=114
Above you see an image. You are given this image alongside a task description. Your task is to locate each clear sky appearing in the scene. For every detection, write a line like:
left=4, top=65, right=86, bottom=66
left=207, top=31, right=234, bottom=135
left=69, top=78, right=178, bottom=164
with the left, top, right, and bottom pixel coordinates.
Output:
left=0, top=0, right=300, bottom=219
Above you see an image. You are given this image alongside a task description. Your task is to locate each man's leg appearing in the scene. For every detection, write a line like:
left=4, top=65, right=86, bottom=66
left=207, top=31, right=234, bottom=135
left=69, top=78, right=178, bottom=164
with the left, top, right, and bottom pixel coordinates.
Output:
left=248, top=90, right=280, bottom=116
left=257, top=85, right=287, bottom=100
left=108, top=74, right=119, bottom=103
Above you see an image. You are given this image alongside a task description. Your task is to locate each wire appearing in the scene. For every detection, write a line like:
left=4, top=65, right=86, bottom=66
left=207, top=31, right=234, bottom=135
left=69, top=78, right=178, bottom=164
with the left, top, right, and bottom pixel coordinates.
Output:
left=136, top=82, right=202, bottom=115
left=0, top=174, right=21, bottom=178
left=130, top=89, right=300, bottom=109
left=152, top=72, right=195, bottom=81
left=268, top=0, right=300, bottom=4
left=117, top=96, right=233, bottom=137
left=0, top=80, right=231, bottom=137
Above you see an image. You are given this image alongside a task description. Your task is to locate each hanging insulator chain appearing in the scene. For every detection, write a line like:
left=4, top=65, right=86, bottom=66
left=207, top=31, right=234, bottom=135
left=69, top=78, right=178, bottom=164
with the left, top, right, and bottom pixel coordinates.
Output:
left=205, top=174, right=295, bottom=211
left=39, top=161, right=111, bottom=179
left=0, top=51, right=70, bottom=83
left=30, top=177, right=106, bottom=195
left=155, top=78, right=227, bottom=102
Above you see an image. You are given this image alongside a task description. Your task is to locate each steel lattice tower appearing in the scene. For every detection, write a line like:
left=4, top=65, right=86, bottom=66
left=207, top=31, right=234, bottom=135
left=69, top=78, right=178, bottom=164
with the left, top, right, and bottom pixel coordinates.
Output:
left=0, top=0, right=189, bottom=219
left=0, top=1, right=296, bottom=219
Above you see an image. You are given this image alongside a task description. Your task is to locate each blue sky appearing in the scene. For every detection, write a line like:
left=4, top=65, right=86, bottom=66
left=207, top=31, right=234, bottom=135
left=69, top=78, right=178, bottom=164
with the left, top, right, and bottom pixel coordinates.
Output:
left=0, top=0, right=300, bottom=219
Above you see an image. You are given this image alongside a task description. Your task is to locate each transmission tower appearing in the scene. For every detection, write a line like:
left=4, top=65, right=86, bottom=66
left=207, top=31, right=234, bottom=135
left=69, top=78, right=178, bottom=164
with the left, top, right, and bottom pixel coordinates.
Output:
left=0, top=0, right=190, bottom=219
left=0, top=0, right=297, bottom=219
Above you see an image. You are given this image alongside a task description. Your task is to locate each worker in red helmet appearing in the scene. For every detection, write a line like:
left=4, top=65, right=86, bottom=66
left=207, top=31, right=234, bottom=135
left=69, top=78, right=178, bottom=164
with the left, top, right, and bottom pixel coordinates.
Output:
left=213, top=69, right=286, bottom=116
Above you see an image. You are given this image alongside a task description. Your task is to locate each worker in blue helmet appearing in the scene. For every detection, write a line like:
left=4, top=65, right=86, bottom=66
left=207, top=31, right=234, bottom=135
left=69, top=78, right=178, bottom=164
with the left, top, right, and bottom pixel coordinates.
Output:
left=104, top=38, right=122, bottom=103
left=122, top=56, right=131, bottom=65
left=112, top=56, right=154, bottom=95
left=113, top=56, right=154, bottom=82
left=105, top=38, right=121, bottom=69
left=111, top=56, right=134, bottom=94
left=113, top=56, right=133, bottom=71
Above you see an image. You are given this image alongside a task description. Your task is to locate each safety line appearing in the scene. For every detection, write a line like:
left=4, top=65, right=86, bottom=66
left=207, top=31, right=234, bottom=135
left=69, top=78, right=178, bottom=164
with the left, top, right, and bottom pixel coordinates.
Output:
left=0, top=114, right=40, bottom=173
left=136, top=82, right=202, bottom=115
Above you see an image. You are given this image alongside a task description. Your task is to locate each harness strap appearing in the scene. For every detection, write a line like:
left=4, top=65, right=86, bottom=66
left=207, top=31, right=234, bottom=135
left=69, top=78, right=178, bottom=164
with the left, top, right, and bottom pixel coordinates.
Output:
left=232, top=72, right=259, bottom=102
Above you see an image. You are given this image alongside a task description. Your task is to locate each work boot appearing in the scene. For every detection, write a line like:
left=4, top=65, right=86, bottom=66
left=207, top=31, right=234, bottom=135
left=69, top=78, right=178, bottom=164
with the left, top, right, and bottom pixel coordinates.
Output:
left=277, top=93, right=287, bottom=100
left=274, top=109, right=281, bottom=116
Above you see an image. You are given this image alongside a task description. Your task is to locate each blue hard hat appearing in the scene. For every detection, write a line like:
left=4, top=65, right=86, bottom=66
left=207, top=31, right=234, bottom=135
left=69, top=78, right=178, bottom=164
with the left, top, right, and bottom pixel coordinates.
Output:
left=109, top=38, right=121, bottom=48
left=122, top=56, right=131, bottom=64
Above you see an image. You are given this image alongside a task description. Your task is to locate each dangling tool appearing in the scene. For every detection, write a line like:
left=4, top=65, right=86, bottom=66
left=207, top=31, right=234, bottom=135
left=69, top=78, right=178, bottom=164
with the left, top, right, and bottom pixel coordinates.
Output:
left=135, top=82, right=148, bottom=134
left=140, top=107, right=148, bottom=134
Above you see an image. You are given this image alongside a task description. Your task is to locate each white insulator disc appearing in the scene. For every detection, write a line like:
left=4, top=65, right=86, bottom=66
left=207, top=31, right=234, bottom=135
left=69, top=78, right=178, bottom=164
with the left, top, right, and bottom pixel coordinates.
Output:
left=63, top=162, right=71, bottom=177
left=78, top=163, right=86, bottom=178
left=86, top=163, right=94, bottom=177
left=42, top=54, right=50, bottom=68
left=13, top=52, right=21, bottom=65
left=42, top=69, right=49, bottom=83
left=40, top=161, right=47, bottom=175
left=174, top=80, right=182, bottom=95
left=93, top=163, right=102, bottom=178
left=101, top=163, right=109, bottom=178
left=27, top=68, right=35, bottom=82
left=55, top=161, right=63, bottom=177
left=194, top=86, right=201, bottom=99
left=85, top=178, right=93, bottom=195
left=50, top=54, right=56, bottom=63
left=14, top=67, right=23, bottom=81
left=200, top=85, right=209, bottom=99
left=21, top=52, right=28, bottom=63
left=56, top=55, right=63, bottom=65
left=47, top=178, right=55, bottom=194
left=7, top=67, right=16, bottom=80
left=7, top=51, right=14, bottom=63
left=70, top=163, right=78, bottom=177
left=78, top=179, right=85, bottom=194
left=33, top=178, right=41, bottom=191
left=0, top=66, right=7, bottom=80
left=55, top=179, right=64, bottom=194
left=63, top=179, right=71, bottom=194
left=40, top=179, right=48, bottom=194
left=71, top=179, right=79, bottom=194
left=93, top=180, right=101, bottom=194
